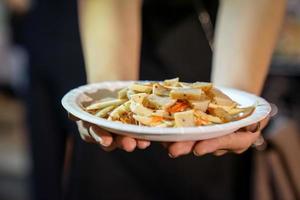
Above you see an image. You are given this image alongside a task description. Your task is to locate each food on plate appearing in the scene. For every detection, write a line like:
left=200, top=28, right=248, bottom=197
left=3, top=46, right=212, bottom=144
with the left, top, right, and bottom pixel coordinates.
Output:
left=83, top=78, right=255, bottom=127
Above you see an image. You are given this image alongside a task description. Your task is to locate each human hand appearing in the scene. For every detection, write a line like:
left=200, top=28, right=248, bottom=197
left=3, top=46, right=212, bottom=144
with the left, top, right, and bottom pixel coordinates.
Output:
left=165, top=116, right=270, bottom=158
left=69, top=104, right=275, bottom=156
left=69, top=113, right=151, bottom=152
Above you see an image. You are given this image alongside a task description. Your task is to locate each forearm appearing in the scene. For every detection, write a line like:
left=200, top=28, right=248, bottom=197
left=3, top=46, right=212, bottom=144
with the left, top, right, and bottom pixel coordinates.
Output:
left=78, top=0, right=141, bottom=83
left=212, top=0, right=286, bottom=95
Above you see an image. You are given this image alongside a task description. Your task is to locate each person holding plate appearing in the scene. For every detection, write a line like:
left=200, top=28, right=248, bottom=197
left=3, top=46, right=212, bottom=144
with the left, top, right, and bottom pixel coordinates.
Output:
left=68, top=0, right=285, bottom=200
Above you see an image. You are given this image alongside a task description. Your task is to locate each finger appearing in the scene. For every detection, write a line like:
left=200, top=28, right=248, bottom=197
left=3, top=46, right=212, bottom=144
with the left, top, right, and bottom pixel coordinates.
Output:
left=136, top=140, right=151, bottom=149
left=233, top=148, right=248, bottom=154
left=213, top=150, right=228, bottom=156
left=168, top=141, right=195, bottom=158
left=76, top=121, right=94, bottom=143
left=243, top=116, right=270, bottom=133
left=101, top=142, right=117, bottom=152
left=115, top=136, right=137, bottom=152
left=89, top=126, right=113, bottom=147
left=260, top=116, right=270, bottom=130
left=194, top=131, right=260, bottom=156
left=251, top=135, right=267, bottom=151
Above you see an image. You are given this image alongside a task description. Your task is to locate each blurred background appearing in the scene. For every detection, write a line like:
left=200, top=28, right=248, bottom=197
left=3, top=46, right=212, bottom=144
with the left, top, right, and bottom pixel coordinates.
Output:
left=0, top=0, right=300, bottom=200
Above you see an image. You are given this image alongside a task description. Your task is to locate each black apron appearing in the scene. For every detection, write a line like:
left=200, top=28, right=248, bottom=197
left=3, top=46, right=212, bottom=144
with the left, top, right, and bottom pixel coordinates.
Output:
left=67, top=1, right=253, bottom=200
left=24, top=1, right=252, bottom=200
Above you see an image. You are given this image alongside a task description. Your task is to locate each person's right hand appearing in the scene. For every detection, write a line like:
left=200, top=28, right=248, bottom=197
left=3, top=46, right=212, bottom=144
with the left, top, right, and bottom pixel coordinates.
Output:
left=69, top=113, right=151, bottom=152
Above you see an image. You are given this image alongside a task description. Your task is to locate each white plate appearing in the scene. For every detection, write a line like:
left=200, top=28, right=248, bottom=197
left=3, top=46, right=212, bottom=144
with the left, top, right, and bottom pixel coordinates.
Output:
left=61, top=81, right=271, bottom=141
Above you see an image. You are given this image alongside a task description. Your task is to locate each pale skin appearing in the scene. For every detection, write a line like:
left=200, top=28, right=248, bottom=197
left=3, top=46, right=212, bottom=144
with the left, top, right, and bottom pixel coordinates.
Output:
left=74, top=0, right=286, bottom=157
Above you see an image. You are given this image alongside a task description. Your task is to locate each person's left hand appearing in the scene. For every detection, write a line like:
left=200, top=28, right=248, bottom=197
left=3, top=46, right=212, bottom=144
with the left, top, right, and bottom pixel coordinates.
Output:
left=165, top=116, right=269, bottom=158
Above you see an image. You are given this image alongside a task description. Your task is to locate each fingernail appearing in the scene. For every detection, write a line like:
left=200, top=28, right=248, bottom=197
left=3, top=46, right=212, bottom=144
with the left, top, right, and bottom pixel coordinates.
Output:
left=193, top=149, right=206, bottom=156
left=101, top=139, right=111, bottom=147
left=145, top=142, right=151, bottom=148
left=214, top=150, right=227, bottom=156
left=270, top=103, right=278, bottom=117
left=168, top=153, right=175, bottom=158
left=89, top=127, right=103, bottom=144
left=125, top=147, right=135, bottom=153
